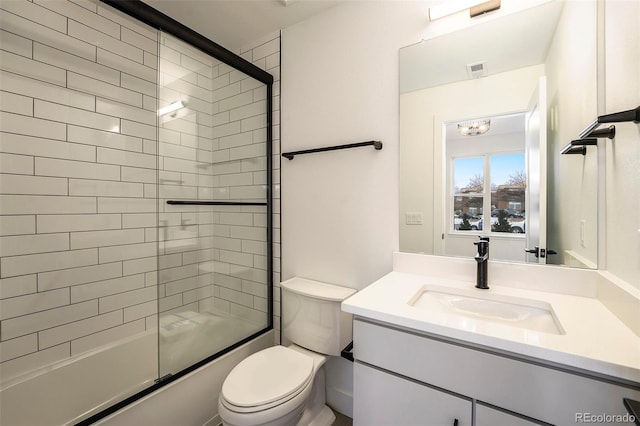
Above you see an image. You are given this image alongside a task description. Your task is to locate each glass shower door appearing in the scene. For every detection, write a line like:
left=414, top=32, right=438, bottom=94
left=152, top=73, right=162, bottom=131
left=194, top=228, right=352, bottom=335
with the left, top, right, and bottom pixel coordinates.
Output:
left=0, top=2, right=272, bottom=422
left=0, top=1, right=160, bottom=423
left=157, top=32, right=270, bottom=376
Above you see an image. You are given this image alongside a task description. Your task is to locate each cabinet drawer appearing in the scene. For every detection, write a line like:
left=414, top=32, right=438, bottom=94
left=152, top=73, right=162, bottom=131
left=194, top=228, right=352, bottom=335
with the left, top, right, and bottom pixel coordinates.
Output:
left=354, top=362, right=472, bottom=426
left=476, top=403, right=548, bottom=425
left=354, top=319, right=640, bottom=425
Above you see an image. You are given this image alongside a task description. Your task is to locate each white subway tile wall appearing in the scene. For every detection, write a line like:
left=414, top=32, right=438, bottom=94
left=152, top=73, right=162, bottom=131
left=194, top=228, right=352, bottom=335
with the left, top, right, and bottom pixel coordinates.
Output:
left=0, top=0, right=281, bottom=388
left=0, top=0, right=159, bottom=386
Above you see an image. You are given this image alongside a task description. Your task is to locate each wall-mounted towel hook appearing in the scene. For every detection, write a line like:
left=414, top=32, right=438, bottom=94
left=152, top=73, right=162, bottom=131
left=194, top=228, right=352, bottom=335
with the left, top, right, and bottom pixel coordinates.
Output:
left=585, top=125, right=616, bottom=139
left=561, top=145, right=587, bottom=155
left=560, top=138, right=597, bottom=155
left=578, top=105, right=639, bottom=138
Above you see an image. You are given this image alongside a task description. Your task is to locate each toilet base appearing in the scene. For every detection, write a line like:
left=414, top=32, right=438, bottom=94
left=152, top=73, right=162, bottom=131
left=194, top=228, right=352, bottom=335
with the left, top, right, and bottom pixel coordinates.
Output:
left=296, top=366, right=335, bottom=426
left=300, top=405, right=335, bottom=426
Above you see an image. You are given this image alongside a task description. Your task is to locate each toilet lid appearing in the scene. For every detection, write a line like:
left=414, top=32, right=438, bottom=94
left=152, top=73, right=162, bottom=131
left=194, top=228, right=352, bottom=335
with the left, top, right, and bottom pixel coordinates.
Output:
left=222, top=346, right=314, bottom=408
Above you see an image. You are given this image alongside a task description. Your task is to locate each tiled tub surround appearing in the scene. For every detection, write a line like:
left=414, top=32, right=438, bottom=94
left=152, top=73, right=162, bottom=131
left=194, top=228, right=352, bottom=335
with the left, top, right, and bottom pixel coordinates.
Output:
left=0, top=0, right=278, bottom=423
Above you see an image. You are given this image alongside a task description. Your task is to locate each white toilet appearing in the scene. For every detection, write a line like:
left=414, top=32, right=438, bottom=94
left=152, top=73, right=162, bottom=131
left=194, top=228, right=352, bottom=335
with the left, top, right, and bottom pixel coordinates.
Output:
left=218, top=277, right=357, bottom=426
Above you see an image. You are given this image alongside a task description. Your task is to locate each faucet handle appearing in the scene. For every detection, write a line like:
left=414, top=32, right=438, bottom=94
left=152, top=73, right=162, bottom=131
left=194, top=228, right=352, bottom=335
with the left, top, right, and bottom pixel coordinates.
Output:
left=474, top=236, right=489, bottom=256
left=474, top=236, right=489, bottom=247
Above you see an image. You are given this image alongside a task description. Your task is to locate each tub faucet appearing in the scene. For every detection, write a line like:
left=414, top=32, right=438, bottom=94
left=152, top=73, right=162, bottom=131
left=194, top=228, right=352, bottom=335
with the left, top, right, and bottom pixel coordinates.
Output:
left=474, top=237, right=490, bottom=289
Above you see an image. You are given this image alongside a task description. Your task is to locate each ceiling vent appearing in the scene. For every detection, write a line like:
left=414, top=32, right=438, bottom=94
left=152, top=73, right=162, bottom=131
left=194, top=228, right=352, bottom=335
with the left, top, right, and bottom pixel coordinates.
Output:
left=467, top=61, right=488, bottom=78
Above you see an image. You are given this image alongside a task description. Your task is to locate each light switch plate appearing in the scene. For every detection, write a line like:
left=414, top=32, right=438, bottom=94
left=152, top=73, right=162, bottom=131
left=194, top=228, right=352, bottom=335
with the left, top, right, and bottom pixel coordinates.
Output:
left=406, top=212, right=423, bottom=225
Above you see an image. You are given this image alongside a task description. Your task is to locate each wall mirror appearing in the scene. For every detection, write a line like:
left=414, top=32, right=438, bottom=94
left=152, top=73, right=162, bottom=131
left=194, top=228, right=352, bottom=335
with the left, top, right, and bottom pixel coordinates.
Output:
left=399, top=0, right=599, bottom=268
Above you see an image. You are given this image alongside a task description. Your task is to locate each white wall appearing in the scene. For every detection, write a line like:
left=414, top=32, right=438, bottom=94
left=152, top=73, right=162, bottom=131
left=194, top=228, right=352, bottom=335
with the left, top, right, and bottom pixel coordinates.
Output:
left=603, top=1, right=640, bottom=288
left=280, top=2, right=429, bottom=416
left=280, top=1, right=428, bottom=291
left=544, top=0, right=598, bottom=268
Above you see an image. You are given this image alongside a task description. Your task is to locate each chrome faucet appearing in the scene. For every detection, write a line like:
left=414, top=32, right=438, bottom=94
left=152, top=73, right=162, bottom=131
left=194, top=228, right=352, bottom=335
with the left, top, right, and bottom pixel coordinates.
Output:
left=474, top=237, right=490, bottom=289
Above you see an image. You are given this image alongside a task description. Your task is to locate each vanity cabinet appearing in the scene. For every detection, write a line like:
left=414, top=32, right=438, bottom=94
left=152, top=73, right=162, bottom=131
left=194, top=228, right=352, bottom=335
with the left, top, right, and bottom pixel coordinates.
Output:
left=354, top=362, right=472, bottom=426
left=353, top=318, right=640, bottom=426
left=475, top=403, right=542, bottom=426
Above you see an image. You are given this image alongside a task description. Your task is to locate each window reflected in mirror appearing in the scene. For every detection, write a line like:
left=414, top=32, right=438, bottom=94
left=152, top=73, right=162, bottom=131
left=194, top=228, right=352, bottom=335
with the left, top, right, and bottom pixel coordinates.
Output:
left=452, top=157, right=483, bottom=231
left=448, top=113, right=527, bottom=238
left=490, top=153, right=526, bottom=234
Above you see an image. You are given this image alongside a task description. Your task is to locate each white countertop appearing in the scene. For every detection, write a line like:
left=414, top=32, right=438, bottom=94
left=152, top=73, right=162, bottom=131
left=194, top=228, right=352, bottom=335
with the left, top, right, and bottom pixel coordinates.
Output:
left=342, top=270, right=640, bottom=384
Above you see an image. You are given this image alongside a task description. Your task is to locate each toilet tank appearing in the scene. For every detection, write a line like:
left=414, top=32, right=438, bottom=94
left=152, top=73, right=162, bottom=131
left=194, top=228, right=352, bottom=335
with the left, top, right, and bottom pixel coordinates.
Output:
left=281, top=277, right=357, bottom=356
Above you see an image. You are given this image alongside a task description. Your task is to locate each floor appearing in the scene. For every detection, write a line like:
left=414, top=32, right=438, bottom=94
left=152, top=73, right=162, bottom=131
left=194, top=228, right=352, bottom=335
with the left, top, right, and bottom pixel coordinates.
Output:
left=332, top=410, right=353, bottom=426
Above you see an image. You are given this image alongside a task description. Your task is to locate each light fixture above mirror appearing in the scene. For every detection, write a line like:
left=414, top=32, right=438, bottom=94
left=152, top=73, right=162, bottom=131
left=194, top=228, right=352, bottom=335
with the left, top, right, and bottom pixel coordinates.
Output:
left=429, top=0, right=501, bottom=21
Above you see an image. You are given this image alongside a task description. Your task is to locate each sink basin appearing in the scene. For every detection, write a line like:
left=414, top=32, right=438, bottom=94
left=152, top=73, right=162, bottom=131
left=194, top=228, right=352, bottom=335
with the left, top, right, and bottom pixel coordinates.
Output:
left=408, top=285, right=564, bottom=335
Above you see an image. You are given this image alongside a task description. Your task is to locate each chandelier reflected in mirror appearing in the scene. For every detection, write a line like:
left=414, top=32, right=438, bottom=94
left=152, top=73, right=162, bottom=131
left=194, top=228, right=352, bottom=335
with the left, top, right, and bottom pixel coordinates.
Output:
left=457, top=119, right=491, bottom=136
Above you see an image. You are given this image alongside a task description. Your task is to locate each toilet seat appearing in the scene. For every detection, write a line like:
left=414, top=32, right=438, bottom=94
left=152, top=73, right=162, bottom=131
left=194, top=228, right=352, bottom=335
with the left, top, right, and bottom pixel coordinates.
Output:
left=221, top=346, right=314, bottom=413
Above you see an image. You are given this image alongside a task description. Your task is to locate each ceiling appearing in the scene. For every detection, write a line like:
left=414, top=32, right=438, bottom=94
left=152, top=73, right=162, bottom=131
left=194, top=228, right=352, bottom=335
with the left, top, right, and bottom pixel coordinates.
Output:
left=143, top=0, right=343, bottom=52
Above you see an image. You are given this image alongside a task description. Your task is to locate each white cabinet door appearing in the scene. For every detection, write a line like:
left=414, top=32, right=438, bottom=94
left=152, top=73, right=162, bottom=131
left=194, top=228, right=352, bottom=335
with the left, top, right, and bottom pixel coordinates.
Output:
left=354, top=319, right=640, bottom=425
left=476, top=403, right=546, bottom=426
left=354, top=362, right=472, bottom=426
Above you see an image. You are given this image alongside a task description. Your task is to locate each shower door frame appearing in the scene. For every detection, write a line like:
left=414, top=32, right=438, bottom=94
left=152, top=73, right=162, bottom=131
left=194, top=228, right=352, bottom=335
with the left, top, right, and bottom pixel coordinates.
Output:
left=77, top=1, right=274, bottom=423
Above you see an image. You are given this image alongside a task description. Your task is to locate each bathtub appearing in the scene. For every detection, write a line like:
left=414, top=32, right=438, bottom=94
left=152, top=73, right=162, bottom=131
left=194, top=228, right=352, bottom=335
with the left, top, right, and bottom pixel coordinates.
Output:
left=0, top=331, right=158, bottom=426
left=1, top=311, right=270, bottom=426
left=159, top=310, right=261, bottom=375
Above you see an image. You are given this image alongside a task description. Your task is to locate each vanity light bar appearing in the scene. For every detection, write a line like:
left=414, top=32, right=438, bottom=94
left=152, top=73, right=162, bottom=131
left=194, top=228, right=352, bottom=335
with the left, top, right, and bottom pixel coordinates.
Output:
left=428, top=0, right=487, bottom=21
left=470, top=0, right=501, bottom=18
